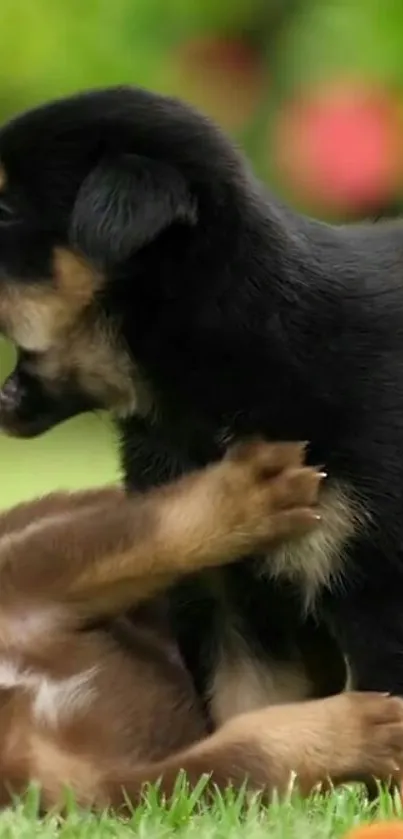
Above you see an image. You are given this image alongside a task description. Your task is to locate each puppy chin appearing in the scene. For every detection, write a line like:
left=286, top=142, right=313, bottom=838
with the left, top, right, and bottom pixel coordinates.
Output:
left=0, top=418, right=53, bottom=438
left=0, top=386, right=52, bottom=438
left=0, top=409, right=57, bottom=438
left=0, top=374, right=75, bottom=438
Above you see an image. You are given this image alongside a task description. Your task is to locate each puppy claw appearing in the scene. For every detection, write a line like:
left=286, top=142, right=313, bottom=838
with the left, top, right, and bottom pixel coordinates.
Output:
left=214, top=439, right=324, bottom=550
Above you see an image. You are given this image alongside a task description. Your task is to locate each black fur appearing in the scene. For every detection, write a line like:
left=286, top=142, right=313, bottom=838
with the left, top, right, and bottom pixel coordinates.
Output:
left=0, top=87, right=402, bottom=706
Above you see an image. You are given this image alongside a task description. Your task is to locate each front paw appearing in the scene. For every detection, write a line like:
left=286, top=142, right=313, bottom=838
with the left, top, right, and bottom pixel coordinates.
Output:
left=218, top=439, right=324, bottom=550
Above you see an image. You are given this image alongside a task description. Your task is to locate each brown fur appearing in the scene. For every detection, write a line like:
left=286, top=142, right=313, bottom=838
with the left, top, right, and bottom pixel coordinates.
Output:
left=0, top=440, right=401, bottom=811
left=0, top=246, right=151, bottom=419
left=0, top=249, right=101, bottom=353
left=32, top=319, right=151, bottom=420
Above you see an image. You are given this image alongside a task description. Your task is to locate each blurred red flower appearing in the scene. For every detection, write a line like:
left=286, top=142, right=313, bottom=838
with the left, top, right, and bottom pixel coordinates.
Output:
left=274, top=81, right=403, bottom=211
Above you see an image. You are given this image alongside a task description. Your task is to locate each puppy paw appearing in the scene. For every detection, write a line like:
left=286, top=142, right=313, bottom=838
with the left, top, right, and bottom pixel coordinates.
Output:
left=216, top=439, right=324, bottom=550
left=328, top=691, right=403, bottom=785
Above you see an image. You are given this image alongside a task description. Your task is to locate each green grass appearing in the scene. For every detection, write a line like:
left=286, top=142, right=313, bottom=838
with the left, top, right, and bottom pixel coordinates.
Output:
left=1, top=785, right=403, bottom=839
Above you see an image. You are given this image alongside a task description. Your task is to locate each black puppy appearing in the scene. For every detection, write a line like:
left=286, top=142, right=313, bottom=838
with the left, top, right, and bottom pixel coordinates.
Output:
left=0, top=87, right=400, bottom=725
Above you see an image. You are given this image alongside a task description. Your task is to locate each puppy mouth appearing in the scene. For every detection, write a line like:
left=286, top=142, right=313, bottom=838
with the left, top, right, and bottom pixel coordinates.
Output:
left=0, top=369, right=92, bottom=438
left=0, top=375, right=32, bottom=436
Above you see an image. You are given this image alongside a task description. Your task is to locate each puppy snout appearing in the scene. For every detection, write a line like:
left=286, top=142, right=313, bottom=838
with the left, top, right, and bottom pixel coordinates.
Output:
left=0, top=376, right=21, bottom=411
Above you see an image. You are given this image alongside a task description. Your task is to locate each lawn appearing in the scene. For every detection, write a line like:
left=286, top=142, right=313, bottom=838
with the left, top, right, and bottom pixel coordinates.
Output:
left=0, top=339, right=402, bottom=836
left=1, top=785, right=402, bottom=839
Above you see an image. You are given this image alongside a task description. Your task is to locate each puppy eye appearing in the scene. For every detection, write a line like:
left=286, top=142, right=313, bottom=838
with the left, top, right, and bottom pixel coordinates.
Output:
left=0, top=198, right=16, bottom=224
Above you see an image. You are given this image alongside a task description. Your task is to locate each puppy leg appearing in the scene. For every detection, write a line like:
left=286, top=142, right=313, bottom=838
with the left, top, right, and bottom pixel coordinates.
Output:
left=0, top=486, right=123, bottom=539
left=89, top=692, right=403, bottom=810
left=2, top=691, right=402, bottom=811
left=0, top=441, right=323, bottom=621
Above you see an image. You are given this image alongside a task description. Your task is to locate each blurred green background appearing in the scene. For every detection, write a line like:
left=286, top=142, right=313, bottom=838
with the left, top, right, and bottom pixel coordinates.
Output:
left=1, top=0, right=403, bottom=507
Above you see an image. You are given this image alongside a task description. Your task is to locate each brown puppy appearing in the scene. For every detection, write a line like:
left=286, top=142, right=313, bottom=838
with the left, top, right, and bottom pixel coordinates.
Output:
left=0, top=440, right=401, bottom=811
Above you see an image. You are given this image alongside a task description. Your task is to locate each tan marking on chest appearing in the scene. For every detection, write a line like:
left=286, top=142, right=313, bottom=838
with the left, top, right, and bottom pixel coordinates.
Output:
left=264, top=482, right=367, bottom=611
left=210, top=633, right=312, bottom=728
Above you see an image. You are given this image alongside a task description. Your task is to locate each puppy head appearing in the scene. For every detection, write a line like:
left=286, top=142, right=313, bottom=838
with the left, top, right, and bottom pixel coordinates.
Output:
left=0, top=87, right=238, bottom=436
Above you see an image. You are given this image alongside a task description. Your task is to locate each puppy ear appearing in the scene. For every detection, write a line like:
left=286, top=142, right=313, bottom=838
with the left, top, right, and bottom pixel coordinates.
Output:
left=70, top=154, right=197, bottom=264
